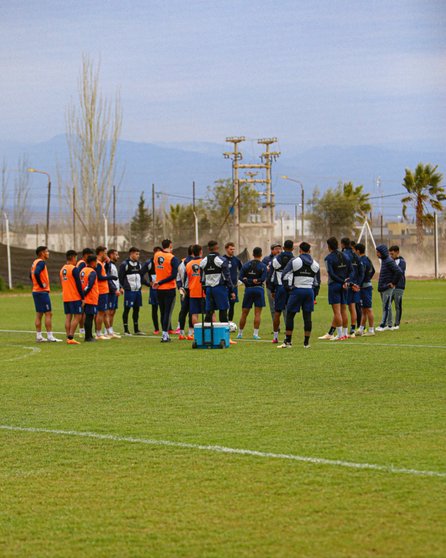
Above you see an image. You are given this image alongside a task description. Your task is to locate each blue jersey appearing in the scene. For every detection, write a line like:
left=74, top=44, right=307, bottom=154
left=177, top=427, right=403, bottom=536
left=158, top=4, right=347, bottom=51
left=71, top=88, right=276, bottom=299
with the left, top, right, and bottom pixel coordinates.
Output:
left=342, top=247, right=364, bottom=286
left=325, top=250, right=352, bottom=285
left=222, top=255, right=242, bottom=285
left=239, top=260, right=267, bottom=287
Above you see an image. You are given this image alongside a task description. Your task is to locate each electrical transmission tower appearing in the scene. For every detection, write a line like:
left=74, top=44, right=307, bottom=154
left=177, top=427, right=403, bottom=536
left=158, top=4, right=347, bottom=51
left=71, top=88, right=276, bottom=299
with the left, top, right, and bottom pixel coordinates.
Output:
left=223, top=137, right=280, bottom=249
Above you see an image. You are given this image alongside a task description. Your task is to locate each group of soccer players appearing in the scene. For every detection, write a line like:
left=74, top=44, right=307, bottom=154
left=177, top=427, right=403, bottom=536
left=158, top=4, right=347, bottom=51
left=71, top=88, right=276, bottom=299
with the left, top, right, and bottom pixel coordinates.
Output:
left=30, top=235, right=406, bottom=348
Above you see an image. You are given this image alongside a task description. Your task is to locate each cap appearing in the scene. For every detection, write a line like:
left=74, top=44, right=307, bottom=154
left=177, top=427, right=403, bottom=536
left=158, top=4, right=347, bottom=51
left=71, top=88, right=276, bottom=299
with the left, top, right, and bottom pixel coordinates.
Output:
left=270, top=242, right=281, bottom=250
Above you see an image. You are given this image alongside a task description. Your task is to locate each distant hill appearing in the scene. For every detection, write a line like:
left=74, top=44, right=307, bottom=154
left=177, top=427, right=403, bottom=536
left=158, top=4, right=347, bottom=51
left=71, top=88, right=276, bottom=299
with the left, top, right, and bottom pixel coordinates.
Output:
left=1, top=135, right=444, bottom=218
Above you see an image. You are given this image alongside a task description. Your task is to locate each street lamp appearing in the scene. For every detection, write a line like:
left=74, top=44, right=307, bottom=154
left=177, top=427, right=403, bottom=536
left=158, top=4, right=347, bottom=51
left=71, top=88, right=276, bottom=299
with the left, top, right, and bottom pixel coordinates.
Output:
left=281, top=176, right=305, bottom=239
left=27, top=168, right=51, bottom=246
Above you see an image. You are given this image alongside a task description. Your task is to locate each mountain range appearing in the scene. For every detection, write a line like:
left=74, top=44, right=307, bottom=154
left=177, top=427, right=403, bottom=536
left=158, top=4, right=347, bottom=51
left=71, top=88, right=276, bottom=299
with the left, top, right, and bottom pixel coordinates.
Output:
left=1, top=135, right=444, bottom=218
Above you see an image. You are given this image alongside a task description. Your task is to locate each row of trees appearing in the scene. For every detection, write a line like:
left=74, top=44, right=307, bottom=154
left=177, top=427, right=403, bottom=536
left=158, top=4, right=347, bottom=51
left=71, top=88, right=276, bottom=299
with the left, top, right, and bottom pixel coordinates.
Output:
left=128, top=166, right=445, bottom=251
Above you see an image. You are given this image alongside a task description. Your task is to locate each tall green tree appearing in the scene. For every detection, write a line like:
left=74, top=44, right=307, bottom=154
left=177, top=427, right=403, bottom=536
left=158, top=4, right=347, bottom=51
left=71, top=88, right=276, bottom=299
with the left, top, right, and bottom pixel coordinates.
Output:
left=309, top=182, right=371, bottom=242
left=129, top=192, right=151, bottom=248
left=401, top=163, right=445, bottom=249
left=205, top=178, right=260, bottom=235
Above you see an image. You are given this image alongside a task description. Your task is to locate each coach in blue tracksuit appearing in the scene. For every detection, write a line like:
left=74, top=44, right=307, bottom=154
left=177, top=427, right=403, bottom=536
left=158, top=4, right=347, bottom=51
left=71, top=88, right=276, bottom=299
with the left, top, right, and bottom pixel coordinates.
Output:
left=375, top=244, right=403, bottom=331
left=389, top=245, right=406, bottom=330
left=222, top=242, right=242, bottom=322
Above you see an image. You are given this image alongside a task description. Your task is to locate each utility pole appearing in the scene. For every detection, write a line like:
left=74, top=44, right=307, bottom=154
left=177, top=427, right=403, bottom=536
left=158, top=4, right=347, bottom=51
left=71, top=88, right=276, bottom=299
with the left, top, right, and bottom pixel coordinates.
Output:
left=152, top=183, right=156, bottom=244
left=72, top=187, right=76, bottom=247
left=434, top=211, right=439, bottom=279
left=224, top=137, right=280, bottom=250
left=192, top=180, right=198, bottom=244
left=113, top=185, right=117, bottom=247
left=224, top=137, right=244, bottom=249
left=3, top=213, right=12, bottom=289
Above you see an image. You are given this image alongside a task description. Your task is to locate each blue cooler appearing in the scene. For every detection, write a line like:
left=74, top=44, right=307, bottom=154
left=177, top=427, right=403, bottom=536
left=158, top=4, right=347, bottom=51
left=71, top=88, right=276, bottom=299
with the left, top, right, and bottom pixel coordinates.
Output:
left=193, top=322, right=230, bottom=349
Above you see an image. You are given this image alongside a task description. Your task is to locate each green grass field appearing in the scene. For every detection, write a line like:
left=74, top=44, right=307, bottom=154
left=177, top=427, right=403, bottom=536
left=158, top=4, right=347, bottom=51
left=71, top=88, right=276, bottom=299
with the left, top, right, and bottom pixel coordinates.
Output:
left=1, top=281, right=445, bottom=557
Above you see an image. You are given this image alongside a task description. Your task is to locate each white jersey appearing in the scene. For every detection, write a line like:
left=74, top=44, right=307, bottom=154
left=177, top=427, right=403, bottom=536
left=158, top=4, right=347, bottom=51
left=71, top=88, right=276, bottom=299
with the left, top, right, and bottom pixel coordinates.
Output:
left=108, top=261, right=120, bottom=292
left=283, top=256, right=320, bottom=288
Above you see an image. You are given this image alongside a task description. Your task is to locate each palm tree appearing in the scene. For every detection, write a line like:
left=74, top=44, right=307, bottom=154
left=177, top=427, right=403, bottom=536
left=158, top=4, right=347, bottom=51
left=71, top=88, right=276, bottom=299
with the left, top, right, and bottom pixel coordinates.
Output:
left=401, top=163, right=445, bottom=249
left=342, top=182, right=372, bottom=223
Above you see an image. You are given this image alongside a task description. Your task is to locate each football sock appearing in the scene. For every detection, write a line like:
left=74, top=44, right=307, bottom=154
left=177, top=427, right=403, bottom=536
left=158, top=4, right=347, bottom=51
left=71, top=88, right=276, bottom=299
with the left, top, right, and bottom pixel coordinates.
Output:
left=239, top=329, right=243, bottom=335
left=273, top=331, right=279, bottom=340
left=369, top=327, right=375, bottom=333
left=253, top=329, right=259, bottom=336
left=304, top=335, right=310, bottom=346
left=343, top=327, right=348, bottom=337
left=359, top=325, right=365, bottom=332
left=337, top=327, right=343, bottom=337
left=328, top=326, right=336, bottom=335
left=285, top=334, right=292, bottom=343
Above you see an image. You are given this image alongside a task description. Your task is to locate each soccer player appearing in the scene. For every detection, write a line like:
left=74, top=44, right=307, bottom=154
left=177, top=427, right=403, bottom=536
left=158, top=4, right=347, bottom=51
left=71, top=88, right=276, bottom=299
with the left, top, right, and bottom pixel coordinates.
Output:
left=318, top=236, right=352, bottom=341
left=105, top=248, right=121, bottom=337
left=59, top=250, right=83, bottom=344
left=140, top=246, right=162, bottom=334
left=183, top=244, right=205, bottom=337
left=237, top=247, right=267, bottom=340
left=278, top=242, right=320, bottom=349
left=375, top=245, right=403, bottom=331
left=262, top=243, right=282, bottom=324
left=176, top=245, right=194, bottom=338
left=80, top=254, right=99, bottom=342
left=222, top=241, right=242, bottom=322
left=152, top=239, right=181, bottom=343
left=389, top=245, right=406, bottom=330
left=118, top=247, right=145, bottom=336
left=200, top=240, right=235, bottom=327
left=94, top=246, right=118, bottom=340
left=270, top=240, right=295, bottom=343
left=30, top=246, right=61, bottom=342
left=341, top=237, right=364, bottom=337
left=76, top=248, right=94, bottom=337
left=353, top=243, right=376, bottom=336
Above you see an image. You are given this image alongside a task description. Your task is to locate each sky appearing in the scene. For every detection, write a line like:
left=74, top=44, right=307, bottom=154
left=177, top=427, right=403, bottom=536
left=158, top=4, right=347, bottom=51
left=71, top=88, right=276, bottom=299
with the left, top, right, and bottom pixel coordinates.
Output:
left=1, top=0, right=445, bottom=151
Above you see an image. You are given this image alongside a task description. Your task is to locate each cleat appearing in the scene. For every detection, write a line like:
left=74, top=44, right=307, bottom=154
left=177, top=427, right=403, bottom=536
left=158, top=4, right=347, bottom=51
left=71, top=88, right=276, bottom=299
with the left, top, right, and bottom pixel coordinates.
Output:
left=96, top=335, right=110, bottom=340
left=170, top=328, right=180, bottom=335
left=109, top=332, right=121, bottom=339
left=161, top=337, right=171, bottom=343
left=390, top=325, right=399, bottom=330
left=349, top=332, right=356, bottom=338
left=229, top=339, right=237, bottom=345
left=236, top=333, right=243, bottom=339
left=123, top=331, right=132, bottom=337
left=84, top=338, right=96, bottom=342
left=36, top=337, right=48, bottom=343
left=376, top=326, right=390, bottom=332
left=330, top=335, right=347, bottom=341
left=186, top=334, right=194, bottom=340
left=178, top=334, right=187, bottom=340
left=153, top=330, right=160, bottom=335
left=303, top=344, right=311, bottom=349
left=67, top=339, right=81, bottom=345
left=134, top=331, right=146, bottom=336
left=271, top=338, right=279, bottom=344
left=253, top=334, right=261, bottom=340
left=318, top=333, right=334, bottom=340
left=47, top=337, right=62, bottom=342
left=363, top=331, right=375, bottom=337
left=277, top=342, right=292, bottom=349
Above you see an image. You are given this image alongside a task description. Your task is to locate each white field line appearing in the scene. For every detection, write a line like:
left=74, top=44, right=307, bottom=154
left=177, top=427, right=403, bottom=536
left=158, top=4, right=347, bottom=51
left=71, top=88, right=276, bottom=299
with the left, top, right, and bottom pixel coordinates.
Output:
left=1, top=425, right=445, bottom=479
left=2, top=345, right=41, bottom=362
left=1, top=329, right=446, bottom=350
